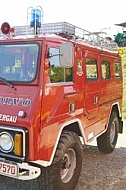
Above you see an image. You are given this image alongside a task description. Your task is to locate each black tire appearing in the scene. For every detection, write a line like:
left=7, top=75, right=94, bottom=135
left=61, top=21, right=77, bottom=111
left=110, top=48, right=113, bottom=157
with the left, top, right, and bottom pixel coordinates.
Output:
left=97, top=112, right=119, bottom=153
left=38, top=130, right=83, bottom=190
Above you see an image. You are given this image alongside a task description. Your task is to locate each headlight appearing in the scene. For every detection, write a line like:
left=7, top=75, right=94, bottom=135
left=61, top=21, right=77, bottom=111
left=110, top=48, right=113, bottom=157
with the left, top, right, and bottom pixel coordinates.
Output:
left=0, top=132, right=14, bottom=153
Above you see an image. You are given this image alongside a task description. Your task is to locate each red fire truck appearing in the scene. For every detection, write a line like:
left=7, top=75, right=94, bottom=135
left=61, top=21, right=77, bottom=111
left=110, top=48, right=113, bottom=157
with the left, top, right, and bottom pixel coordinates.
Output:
left=0, top=21, right=123, bottom=190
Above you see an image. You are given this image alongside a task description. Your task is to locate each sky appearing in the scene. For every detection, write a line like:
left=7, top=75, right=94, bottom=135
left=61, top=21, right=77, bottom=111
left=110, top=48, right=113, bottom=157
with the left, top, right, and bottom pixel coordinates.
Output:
left=0, top=0, right=126, bottom=38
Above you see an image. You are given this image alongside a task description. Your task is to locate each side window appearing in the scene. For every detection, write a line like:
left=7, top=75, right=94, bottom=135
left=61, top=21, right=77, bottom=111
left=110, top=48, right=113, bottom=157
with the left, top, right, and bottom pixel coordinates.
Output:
left=101, top=60, right=111, bottom=80
left=114, top=62, right=122, bottom=78
left=86, top=57, right=98, bottom=81
left=48, top=47, right=73, bottom=83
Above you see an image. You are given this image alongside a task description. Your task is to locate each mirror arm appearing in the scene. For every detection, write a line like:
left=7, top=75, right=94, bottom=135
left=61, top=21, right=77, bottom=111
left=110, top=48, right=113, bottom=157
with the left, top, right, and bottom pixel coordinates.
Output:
left=48, top=53, right=63, bottom=58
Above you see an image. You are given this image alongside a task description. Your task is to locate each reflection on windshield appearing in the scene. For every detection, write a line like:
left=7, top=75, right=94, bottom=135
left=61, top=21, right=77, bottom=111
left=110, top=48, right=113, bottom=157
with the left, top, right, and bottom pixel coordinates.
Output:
left=0, top=43, right=39, bottom=82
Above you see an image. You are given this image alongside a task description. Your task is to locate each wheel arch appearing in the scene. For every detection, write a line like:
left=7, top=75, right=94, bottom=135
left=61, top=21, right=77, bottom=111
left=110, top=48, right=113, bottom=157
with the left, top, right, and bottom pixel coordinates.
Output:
left=110, top=102, right=121, bottom=117
left=54, top=118, right=85, bottom=160
left=62, top=119, right=85, bottom=139
left=97, top=102, right=123, bottom=139
left=109, top=102, right=123, bottom=133
left=33, top=119, right=85, bottom=167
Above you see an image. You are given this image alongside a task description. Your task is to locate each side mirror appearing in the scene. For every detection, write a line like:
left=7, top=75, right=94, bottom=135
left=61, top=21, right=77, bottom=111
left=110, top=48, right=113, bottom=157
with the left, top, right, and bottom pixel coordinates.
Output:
left=59, top=42, right=74, bottom=68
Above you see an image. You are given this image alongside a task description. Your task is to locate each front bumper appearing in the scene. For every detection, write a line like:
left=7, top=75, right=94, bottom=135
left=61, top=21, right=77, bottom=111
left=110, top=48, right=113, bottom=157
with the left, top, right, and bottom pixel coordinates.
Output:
left=0, top=158, right=41, bottom=180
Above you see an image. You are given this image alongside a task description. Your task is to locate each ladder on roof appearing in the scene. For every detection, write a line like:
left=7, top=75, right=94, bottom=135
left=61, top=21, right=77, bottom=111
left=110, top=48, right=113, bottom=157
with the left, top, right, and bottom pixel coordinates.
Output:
left=0, top=21, right=117, bottom=51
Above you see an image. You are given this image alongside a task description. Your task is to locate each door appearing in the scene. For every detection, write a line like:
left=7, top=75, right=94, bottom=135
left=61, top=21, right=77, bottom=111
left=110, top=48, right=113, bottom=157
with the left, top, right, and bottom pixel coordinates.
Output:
left=84, top=51, right=100, bottom=120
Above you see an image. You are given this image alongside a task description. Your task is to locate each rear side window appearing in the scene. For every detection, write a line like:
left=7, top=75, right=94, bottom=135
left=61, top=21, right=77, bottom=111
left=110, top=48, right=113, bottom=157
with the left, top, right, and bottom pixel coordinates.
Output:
left=86, top=57, right=98, bottom=81
left=114, top=62, right=122, bottom=78
left=101, top=60, right=111, bottom=80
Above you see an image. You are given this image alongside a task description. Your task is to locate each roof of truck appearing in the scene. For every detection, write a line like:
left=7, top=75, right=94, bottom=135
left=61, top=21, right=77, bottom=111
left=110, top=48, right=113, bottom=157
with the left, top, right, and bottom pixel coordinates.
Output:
left=0, top=21, right=119, bottom=55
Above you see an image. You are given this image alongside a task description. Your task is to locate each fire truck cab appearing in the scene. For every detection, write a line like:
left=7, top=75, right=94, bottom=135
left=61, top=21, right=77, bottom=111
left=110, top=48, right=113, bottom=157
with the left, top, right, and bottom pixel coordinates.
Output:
left=0, top=21, right=123, bottom=190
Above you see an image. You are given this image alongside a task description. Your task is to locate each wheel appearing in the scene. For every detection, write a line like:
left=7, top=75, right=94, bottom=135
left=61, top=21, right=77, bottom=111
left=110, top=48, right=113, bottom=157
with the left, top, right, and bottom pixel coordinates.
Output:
left=97, top=112, right=119, bottom=153
left=38, top=130, right=83, bottom=190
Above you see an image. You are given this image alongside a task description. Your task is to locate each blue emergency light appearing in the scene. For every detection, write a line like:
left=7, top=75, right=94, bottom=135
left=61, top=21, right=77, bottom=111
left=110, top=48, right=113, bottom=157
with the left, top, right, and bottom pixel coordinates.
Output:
left=30, top=9, right=41, bottom=28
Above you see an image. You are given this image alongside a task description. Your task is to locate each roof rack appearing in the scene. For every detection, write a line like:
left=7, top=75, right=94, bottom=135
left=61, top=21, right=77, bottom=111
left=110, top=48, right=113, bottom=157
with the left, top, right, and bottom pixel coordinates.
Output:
left=0, top=21, right=118, bottom=51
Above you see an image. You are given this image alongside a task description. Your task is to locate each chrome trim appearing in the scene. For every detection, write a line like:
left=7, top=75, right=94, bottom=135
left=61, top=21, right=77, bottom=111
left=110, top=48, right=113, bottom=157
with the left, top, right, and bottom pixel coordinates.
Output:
left=0, top=158, right=41, bottom=180
left=32, top=159, right=50, bottom=167
left=17, top=162, right=41, bottom=180
left=0, top=132, right=14, bottom=153
left=0, top=125, right=27, bottom=158
left=46, top=81, right=74, bottom=87
left=64, top=93, right=78, bottom=98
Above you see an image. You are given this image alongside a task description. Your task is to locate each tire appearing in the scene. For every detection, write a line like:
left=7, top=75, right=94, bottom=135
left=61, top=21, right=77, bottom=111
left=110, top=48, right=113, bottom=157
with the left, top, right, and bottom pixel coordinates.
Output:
left=38, top=130, right=83, bottom=190
left=97, top=112, right=119, bottom=153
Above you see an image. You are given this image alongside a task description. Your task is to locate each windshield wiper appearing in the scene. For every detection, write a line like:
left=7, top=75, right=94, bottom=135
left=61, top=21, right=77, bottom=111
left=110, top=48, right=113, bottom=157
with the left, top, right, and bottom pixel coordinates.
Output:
left=0, top=76, right=15, bottom=89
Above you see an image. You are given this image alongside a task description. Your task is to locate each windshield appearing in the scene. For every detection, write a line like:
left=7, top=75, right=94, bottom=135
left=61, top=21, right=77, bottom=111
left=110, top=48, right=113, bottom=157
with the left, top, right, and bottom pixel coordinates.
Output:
left=0, top=42, right=39, bottom=82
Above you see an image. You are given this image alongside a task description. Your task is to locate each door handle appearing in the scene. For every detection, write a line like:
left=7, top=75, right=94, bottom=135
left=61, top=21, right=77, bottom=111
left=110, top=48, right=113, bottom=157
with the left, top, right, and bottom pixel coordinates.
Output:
left=94, top=96, right=98, bottom=104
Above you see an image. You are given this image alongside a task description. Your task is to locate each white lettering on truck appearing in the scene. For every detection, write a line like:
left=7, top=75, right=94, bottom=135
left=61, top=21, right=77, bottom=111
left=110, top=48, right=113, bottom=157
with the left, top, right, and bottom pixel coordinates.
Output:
left=0, top=96, right=32, bottom=107
left=0, top=114, right=17, bottom=123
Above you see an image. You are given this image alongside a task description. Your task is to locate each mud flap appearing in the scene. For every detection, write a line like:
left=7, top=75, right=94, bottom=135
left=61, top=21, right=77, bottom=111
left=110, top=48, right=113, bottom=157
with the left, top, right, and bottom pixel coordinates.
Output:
left=119, top=120, right=123, bottom=133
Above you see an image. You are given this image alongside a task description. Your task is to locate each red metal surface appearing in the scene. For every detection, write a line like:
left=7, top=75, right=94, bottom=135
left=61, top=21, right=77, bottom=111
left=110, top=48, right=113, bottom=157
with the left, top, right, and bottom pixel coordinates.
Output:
left=0, top=34, right=123, bottom=162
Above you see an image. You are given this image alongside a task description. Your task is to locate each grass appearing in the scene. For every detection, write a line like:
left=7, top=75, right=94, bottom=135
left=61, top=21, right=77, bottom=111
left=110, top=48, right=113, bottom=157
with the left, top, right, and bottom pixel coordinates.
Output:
left=122, top=52, right=126, bottom=119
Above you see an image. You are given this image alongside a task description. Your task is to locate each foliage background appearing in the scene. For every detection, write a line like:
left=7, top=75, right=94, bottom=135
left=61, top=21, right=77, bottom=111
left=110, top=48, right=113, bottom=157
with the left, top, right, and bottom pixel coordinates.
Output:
left=121, top=48, right=126, bottom=119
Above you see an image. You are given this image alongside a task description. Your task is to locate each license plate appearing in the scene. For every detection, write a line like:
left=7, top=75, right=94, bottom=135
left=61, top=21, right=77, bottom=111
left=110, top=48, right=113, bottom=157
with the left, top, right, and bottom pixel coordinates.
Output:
left=0, top=161, right=18, bottom=177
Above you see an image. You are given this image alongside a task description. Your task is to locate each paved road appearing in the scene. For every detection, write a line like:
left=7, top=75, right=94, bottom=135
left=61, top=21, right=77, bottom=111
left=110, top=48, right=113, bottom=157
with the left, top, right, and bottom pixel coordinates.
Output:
left=0, top=121, right=126, bottom=190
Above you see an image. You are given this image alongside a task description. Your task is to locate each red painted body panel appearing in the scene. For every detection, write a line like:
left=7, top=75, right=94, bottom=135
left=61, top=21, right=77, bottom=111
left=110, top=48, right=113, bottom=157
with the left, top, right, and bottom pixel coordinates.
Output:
left=0, top=34, right=123, bottom=163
